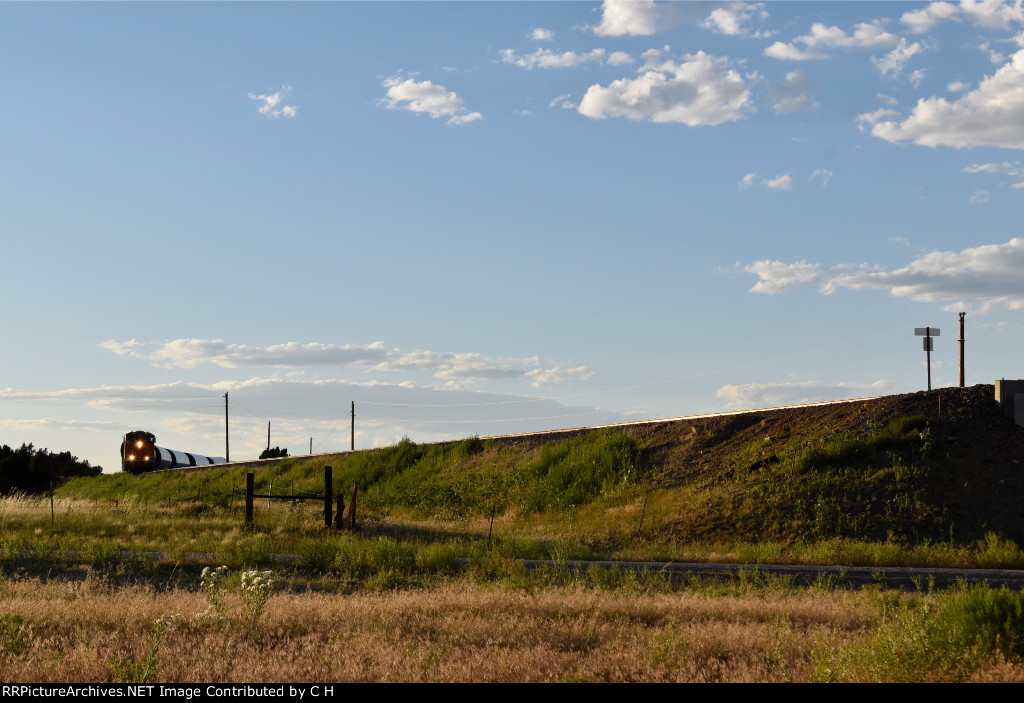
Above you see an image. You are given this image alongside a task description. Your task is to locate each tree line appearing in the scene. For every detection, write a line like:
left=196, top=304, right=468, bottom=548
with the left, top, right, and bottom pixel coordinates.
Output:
left=0, top=443, right=102, bottom=494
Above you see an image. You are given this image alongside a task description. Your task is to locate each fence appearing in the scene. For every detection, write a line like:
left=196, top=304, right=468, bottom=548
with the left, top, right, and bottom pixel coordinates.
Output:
left=243, top=466, right=358, bottom=532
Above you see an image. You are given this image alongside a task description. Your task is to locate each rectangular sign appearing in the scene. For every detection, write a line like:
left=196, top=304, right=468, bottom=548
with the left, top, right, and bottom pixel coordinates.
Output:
left=923, top=338, right=934, bottom=351
left=914, top=327, right=940, bottom=336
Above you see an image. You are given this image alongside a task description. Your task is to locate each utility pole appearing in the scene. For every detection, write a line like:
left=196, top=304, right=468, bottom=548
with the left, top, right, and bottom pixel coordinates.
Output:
left=309, top=437, right=312, bottom=454
left=959, top=312, right=966, bottom=388
left=224, top=392, right=230, bottom=462
left=267, top=421, right=271, bottom=453
left=351, top=401, right=355, bottom=451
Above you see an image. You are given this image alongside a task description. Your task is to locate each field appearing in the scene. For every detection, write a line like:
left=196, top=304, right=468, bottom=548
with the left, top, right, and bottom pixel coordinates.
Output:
left=2, top=383, right=1024, bottom=682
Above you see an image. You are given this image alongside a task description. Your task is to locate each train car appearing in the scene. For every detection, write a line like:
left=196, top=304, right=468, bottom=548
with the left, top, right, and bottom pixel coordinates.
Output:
left=121, top=430, right=227, bottom=474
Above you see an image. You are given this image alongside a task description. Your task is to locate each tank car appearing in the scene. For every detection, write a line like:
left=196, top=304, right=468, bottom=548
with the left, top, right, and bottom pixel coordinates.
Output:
left=120, top=430, right=227, bottom=474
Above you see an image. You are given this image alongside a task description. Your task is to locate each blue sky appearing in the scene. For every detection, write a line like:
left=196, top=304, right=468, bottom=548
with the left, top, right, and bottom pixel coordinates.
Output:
left=3, top=1, right=1024, bottom=471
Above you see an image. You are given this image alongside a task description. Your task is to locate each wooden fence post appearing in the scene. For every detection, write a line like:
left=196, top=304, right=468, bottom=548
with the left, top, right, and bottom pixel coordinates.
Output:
left=345, top=483, right=358, bottom=531
left=334, top=493, right=344, bottom=529
left=324, top=466, right=332, bottom=529
left=245, top=473, right=254, bottom=528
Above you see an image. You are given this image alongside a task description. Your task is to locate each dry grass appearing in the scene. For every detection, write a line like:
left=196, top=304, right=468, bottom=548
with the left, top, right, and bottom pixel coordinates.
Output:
left=6, top=570, right=1020, bottom=683
left=0, top=572, right=859, bottom=682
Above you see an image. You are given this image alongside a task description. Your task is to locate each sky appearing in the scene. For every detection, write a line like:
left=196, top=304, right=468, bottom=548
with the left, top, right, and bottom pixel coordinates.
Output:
left=3, top=0, right=1024, bottom=472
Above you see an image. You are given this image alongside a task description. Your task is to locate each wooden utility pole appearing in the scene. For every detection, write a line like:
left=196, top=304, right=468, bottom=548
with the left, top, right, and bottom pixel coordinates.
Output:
left=351, top=401, right=355, bottom=451
left=224, top=392, right=230, bottom=462
left=959, top=312, right=966, bottom=388
left=267, top=421, right=271, bottom=453
left=309, top=437, right=312, bottom=454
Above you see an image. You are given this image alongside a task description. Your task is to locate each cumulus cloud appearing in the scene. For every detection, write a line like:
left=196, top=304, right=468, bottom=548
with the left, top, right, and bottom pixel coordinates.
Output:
left=591, top=0, right=660, bottom=37
left=530, top=27, right=554, bottom=41
left=700, top=2, right=769, bottom=36
left=767, top=20, right=900, bottom=61
left=969, top=189, right=991, bottom=203
left=500, top=48, right=607, bottom=70
left=607, top=51, right=635, bottom=66
left=856, top=107, right=901, bottom=132
left=578, top=50, right=752, bottom=125
left=742, top=260, right=824, bottom=293
left=380, top=76, right=482, bottom=125
left=901, top=2, right=961, bottom=33
left=248, top=85, right=298, bottom=118
left=716, top=380, right=892, bottom=410
left=870, top=48, right=1024, bottom=149
left=769, top=69, right=817, bottom=114
left=743, top=238, right=1024, bottom=312
left=764, top=42, right=828, bottom=61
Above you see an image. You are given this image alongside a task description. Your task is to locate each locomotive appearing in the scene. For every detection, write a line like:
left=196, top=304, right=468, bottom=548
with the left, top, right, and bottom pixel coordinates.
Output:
left=120, top=430, right=227, bottom=474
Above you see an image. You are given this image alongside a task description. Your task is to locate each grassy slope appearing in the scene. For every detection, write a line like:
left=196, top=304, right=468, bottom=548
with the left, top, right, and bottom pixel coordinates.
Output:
left=58, top=384, right=1024, bottom=547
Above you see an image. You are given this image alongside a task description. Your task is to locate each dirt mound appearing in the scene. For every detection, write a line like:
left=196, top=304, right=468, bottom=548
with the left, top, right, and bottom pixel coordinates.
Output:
left=604, top=384, right=1024, bottom=542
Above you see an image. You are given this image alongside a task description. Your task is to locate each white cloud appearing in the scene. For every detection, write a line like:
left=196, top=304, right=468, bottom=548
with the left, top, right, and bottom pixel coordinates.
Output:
left=767, top=19, right=902, bottom=61
left=769, top=69, right=817, bottom=114
left=524, top=366, right=596, bottom=387
left=739, top=172, right=793, bottom=190
left=964, top=160, right=1024, bottom=176
left=743, top=238, right=1024, bottom=312
left=102, top=339, right=595, bottom=388
left=870, top=48, right=1024, bottom=149
left=549, top=93, right=577, bottom=110
left=578, top=51, right=752, bottom=125
left=248, top=85, right=298, bottom=118
left=764, top=42, right=828, bottom=61
left=380, top=76, right=482, bottom=125
left=800, top=21, right=901, bottom=50
left=902, top=2, right=961, bottom=33
left=969, top=189, right=991, bottom=203
left=908, top=68, right=928, bottom=88
left=873, top=38, right=924, bottom=76
left=500, top=48, right=607, bottom=70
left=717, top=380, right=892, bottom=410
left=102, top=339, right=389, bottom=369
left=947, top=80, right=970, bottom=92
left=961, top=0, right=1024, bottom=29
left=856, top=107, right=901, bottom=132
left=530, top=27, right=554, bottom=41
left=700, top=2, right=769, bottom=37
left=742, top=260, right=824, bottom=293
left=607, top=51, right=635, bottom=66
left=876, top=92, right=899, bottom=106
left=810, top=169, right=834, bottom=187
left=592, top=0, right=660, bottom=37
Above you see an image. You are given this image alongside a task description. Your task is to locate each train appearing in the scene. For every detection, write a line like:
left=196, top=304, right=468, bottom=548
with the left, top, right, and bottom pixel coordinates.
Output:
left=120, top=430, right=227, bottom=474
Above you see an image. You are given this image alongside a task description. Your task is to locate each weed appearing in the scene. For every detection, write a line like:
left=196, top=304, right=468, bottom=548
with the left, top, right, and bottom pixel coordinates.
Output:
left=110, top=615, right=178, bottom=684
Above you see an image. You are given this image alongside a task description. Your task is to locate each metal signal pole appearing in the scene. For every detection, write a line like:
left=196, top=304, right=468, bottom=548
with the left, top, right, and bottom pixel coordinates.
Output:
left=224, top=392, right=230, bottom=462
left=959, top=312, right=966, bottom=388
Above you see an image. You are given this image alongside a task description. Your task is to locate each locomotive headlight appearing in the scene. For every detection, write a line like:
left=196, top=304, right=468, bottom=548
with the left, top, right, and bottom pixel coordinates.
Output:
left=144, top=456, right=150, bottom=461
left=136, top=441, right=144, bottom=448
left=128, top=454, right=135, bottom=461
